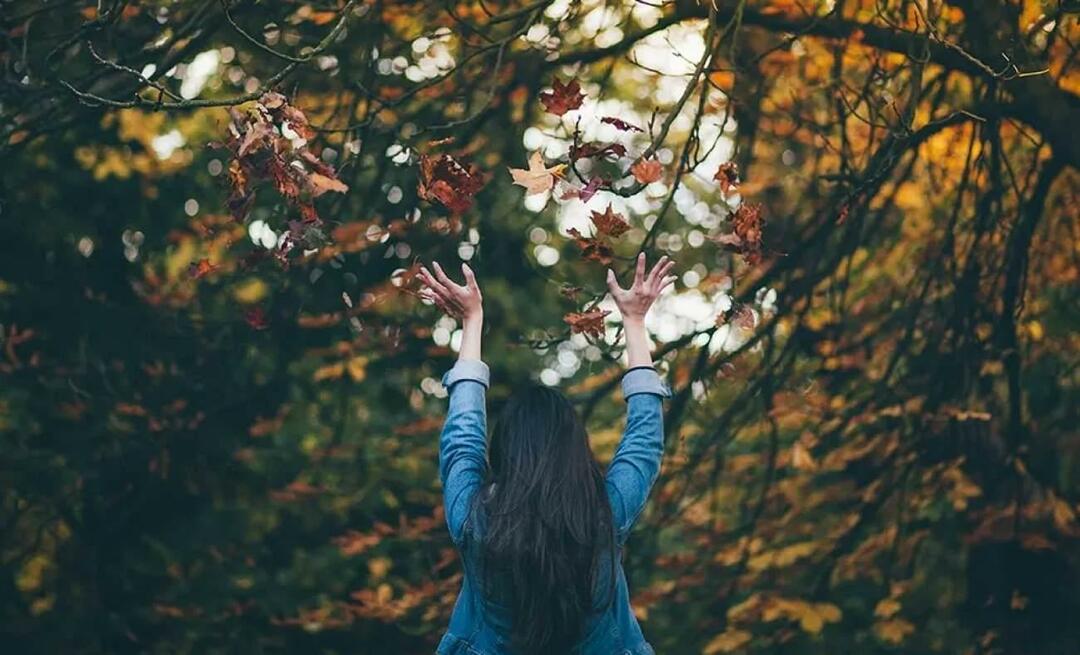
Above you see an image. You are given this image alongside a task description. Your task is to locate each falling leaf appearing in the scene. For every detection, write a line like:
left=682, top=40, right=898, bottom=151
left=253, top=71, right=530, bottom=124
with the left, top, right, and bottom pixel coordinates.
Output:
left=714, top=162, right=740, bottom=195
left=188, top=259, right=219, bottom=279
left=538, top=77, right=585, bottom=116
left=418, top=153, right=486, bottom=212
left=590, top=204, right=630, bottom=238
left=508, top=151, right=565, bottom=195
left=600, top=116, right=643, bottom=133
left=564, top=308, right=610, bottom=338
left=308, top=172, right=349, bottom=197
left=567, top=227, right=614, bottom=265
left=630, top=157, right=663, bottom=184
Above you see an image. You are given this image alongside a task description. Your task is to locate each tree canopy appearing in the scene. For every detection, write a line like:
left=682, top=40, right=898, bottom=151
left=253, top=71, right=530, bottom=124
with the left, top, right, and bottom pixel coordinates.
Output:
left=1, top=1, right=1078, bottom=653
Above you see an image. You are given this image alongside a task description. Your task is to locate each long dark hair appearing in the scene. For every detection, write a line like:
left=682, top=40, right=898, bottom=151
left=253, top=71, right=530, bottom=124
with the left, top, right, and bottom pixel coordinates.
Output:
left=473, top=383, right=616, bottom=655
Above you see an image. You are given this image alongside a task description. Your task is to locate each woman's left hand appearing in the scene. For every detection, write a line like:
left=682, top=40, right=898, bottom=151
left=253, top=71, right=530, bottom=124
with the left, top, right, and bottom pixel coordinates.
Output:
left=418, top=261, right=483, bottom=321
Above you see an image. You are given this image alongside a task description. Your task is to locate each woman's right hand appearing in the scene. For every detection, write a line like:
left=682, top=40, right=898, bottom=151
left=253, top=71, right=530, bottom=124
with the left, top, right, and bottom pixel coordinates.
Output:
left=606, top=253, right=676, bottom=323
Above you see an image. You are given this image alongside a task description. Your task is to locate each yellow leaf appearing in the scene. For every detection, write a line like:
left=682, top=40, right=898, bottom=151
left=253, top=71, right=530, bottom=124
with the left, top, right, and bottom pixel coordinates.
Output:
left=309, top=172, right=349, bottom=196
left=347, top=355, right=368, bottom=382
left=874, top=598, right=901, bottom=618
left=232, top=278, right=269, bottom=305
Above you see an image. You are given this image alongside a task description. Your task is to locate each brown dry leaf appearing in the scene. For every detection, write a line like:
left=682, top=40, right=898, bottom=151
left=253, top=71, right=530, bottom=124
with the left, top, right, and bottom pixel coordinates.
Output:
left=590, top=204, right=630, bottom=238
left=564, top=308, right=611, bottom=338
left=567, top=227, right=614, bottom=265
left=309, top=172, right=349, bottom=197
left=715, top=162, right=740, bottom=195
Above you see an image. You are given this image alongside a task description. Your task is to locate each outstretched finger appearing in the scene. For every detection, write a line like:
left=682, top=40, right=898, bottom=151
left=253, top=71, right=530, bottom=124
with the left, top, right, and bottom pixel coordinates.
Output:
left=606, top=268, right=623, bottom=295
left=646, top=255, right=670, bottom=286
left=431, top=261, right=461, bottom=291
left=651, top=260, right=675, bottom=290
left=632, top=252, right=646, bottom=288
left=657, top=274, right=677, bottom=293
left=460, top=262, right=479, bottom=291
left=419, top=266, right=452, bottom=297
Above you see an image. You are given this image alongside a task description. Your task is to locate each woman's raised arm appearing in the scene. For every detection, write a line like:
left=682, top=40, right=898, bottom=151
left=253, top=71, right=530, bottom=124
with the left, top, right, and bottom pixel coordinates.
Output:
left=602, top=253, right=677, bottom=544
left=419, top=261, right=487, bottom=544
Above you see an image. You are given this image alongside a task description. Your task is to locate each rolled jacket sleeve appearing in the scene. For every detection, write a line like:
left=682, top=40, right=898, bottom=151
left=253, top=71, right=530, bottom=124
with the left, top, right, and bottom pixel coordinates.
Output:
left=441, top=358, right=491, bottom=391
left=620, top=365, right=672, bottom=400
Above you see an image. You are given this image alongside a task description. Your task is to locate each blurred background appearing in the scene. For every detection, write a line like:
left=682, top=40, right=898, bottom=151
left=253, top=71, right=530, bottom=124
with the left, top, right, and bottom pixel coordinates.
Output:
left=1, top=1, right=1078, bottom=653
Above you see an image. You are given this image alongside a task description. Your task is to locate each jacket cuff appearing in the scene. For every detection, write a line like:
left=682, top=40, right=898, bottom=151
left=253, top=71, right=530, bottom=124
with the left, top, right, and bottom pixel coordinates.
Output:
left=621, top=366, right=672, bottom=400
left=441, top=358, right=491, bottom=391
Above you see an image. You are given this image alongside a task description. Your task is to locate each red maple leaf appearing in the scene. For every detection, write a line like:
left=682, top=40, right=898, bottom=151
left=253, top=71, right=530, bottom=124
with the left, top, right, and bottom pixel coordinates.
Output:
left=539, top=78, right=585, bottom=116
left=600, top=116, right=643, bottom=132
left=417, top=153, right=486, bottom=213
left=590, top=204, right=630, bottom=238
left=564, top=308, right=611, bottom=338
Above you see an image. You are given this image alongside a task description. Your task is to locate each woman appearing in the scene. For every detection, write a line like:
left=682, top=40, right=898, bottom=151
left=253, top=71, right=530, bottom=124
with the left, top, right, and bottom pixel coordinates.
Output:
left=417, top=252, right=676, bottom=655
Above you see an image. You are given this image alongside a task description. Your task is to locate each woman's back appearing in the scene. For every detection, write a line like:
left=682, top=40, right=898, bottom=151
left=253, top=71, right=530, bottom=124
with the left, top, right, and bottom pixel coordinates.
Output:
left=420, top=253, right=678, bottom=655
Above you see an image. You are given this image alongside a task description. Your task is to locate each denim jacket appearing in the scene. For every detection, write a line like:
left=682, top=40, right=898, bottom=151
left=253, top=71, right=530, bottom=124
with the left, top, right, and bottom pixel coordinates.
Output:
left=435, top=358, right=673, bottom=655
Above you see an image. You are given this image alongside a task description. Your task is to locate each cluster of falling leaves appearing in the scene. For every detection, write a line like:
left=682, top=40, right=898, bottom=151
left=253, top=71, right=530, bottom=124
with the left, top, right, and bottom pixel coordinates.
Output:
left=217, top=91, right=349, bottom=269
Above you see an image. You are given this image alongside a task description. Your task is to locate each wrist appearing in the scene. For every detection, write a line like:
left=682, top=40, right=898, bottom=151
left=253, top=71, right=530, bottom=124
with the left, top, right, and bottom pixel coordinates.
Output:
left=463, top=309, right=484, bottom=324
left=622, top=314, right=645, bottom=328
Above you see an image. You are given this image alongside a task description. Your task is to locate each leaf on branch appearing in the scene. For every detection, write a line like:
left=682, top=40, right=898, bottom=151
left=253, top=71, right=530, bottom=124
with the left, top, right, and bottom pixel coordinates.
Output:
left=630, top=157, right=663, bottom=184
left=590, top=204, right=630, bottom=238
left=418, top=153, right=486, bottom=213
left=600, top=116, right=643, bottom=133
left=539, top=77, right=585, bottom=116
left=731, top=202, right=765, bottom=264
left=714, top=162, right=740, bottom=195
left=564, top=308, right=610, bottom=338
left=567, top=227, right=614, bottom=265
left=508, top=151, right=565, bottom=195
